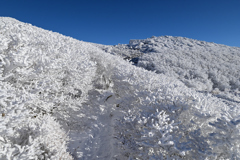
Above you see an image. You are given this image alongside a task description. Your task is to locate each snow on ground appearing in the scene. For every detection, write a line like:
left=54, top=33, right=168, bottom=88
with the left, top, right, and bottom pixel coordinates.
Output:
left=0, top=17, right=240, bottom=159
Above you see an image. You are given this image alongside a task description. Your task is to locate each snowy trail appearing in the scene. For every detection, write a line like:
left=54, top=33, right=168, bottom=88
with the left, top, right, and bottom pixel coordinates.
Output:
left=67, top=89, right=123, bottom=159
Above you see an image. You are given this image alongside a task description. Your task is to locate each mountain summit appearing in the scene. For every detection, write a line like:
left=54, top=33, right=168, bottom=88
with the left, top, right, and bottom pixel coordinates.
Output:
left=0, top=17, right=240, bottom=159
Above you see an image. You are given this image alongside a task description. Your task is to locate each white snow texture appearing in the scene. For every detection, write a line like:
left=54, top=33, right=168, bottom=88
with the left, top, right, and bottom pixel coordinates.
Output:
left=0, top=17, right=240, bottom=160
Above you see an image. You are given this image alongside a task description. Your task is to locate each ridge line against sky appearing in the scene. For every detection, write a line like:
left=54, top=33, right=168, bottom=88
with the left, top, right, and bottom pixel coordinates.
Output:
left=1, top=0, right=240, bottom=47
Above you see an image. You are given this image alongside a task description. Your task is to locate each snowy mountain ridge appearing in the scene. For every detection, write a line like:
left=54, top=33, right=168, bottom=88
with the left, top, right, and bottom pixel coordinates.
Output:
left=0, top=17, right=240, bottom=160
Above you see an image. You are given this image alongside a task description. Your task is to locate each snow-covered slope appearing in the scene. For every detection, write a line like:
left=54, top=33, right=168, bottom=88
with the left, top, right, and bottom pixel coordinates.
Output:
left=102, top=36, right=240, bottom=104
left=136, top=36, right=240, bottom=102
left=0, top=17, right=240, bottom=160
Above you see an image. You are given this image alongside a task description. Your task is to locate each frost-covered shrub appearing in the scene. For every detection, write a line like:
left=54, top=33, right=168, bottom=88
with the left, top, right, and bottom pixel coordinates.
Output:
left=207, top=117, right=240, bottom=159
left=0, top=17, right=98, bottom=121
left=0, top=115, right=72, bottom=160
left=114, top=87, right=240, bottom=159
left=116, top=109, right=183, bottom=159
left=0, top=80, right=71, bottom=159
left=0, top=17, right=100, bottom=159
left=133, top=36, right=240, bottom=102
left=106, top=59, right=240, bottom=159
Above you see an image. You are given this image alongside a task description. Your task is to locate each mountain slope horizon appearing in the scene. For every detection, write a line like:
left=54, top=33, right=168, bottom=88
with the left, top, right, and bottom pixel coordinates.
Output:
left=0, top=17, right=240, bottom=160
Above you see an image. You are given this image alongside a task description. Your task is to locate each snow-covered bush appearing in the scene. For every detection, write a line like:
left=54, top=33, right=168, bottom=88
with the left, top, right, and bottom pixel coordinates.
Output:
left=130, top=36, right=240, bottom=102
left=0, top=79, right=71, bottom=159
left=0, top=17, right=98, bottom=120
left=0, top=17, right=99, bottom=159
left=116, top=107, right=183, bottom=159
left=105, top=59, right=240, bottom=159
left=1, top=115, right=72, bottom=160
left=114, top=82, right=240, bottom=159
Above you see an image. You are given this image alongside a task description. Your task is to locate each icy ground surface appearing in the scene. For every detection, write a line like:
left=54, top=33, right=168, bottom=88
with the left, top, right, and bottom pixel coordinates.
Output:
left=0, top=17, right=240, bottom=160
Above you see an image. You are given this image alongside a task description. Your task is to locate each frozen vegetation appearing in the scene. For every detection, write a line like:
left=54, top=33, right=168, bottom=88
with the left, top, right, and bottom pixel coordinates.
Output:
left=0, top=17, right=240, bottom=159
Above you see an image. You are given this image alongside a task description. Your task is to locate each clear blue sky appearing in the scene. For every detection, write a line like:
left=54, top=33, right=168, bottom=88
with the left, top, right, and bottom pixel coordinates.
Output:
left=1, top=0, right=240, bottom=47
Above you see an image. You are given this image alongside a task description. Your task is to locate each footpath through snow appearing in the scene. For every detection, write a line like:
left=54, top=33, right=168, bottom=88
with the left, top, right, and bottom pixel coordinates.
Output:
left=0, top=17, right=240, bottom=160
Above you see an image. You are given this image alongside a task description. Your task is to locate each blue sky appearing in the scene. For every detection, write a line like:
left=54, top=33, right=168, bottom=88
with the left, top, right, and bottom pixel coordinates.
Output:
left=1, top=0, right=240, bottom=47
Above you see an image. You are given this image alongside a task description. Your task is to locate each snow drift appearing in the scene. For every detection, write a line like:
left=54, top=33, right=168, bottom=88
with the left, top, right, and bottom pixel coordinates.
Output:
left=0, top=17, right=240, bottom=160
